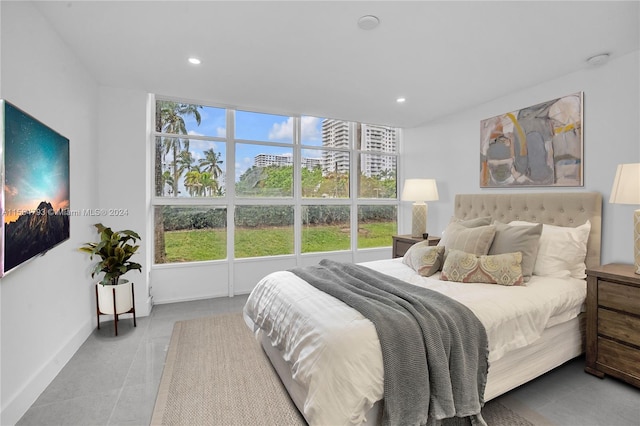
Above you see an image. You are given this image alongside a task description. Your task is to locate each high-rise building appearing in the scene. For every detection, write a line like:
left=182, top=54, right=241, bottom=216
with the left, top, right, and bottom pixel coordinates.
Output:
left=301, top=157, right=322, bottom=170
left=254, top=153, right=293, bottom=168
left=359, top=124, right=397, bottom=177
left=321, top=119, right=350, bottom=174
left=254, top=153, right=321, bottom=170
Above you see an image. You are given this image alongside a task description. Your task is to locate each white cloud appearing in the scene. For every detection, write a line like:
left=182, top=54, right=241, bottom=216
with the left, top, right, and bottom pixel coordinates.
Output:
left=269, top=117, right=294, bottom=141
left=188, top=130, right=204, bottom=136
left=268, top=116, right=323, bottom=142
left=216, top=127, right=226, bottom=138
left=301, top=116, right=321, bottom=142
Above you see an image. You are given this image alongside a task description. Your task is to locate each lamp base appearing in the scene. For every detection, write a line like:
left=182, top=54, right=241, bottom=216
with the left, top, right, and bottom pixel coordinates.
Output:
left=634, top=209, right=639, bottom=274
left=411, top=203, right=427, bottom=238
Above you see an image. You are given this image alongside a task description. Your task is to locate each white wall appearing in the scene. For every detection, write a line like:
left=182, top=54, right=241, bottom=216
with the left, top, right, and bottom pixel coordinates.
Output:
left=0, top=2, right=100, bottom=424
left=402, top=51, right=640, bottom=265
left=97, top=86, right=152, bottom=315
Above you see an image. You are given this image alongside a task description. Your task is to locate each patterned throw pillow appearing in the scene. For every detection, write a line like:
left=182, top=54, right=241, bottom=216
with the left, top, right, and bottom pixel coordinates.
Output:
left=402, top=243, right=444, bottom=277
left=441, top=249, right=524, bottom=286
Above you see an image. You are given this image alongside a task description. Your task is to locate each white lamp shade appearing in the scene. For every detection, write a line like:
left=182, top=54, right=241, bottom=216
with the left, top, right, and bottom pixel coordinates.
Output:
left=610, top=163, right=640, bottom=274
left=401, top=179, right=439, bottom=202
left=610, top=163, right=640, bottom=205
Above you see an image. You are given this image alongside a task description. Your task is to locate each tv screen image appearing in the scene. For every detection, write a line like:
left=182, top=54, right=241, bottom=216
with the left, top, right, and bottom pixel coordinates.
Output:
left=1, top=100, right=70, bottom=276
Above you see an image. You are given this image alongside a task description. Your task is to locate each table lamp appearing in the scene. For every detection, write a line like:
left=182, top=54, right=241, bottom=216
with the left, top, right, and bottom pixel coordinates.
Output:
left=401, top=179, right=439, bottom=238
left=609, top=163, right=640, bottom=274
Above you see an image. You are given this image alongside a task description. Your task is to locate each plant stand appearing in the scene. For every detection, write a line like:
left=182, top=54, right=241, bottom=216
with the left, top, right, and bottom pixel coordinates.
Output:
left=95, top=281, right=136, bottom=336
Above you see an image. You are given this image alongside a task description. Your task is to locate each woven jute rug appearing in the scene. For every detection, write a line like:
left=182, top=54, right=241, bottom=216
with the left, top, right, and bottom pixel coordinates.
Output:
left=151, top=312, right=552, bottom=426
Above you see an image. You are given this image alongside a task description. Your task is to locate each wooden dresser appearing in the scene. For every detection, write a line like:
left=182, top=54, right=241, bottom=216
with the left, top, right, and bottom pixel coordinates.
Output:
left=585, top=263, right=640, bottom=388
left=392, top=235, right=440, bottom=258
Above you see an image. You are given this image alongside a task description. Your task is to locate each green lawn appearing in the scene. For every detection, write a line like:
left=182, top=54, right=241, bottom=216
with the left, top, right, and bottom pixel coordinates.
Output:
left=163, top=229, right=226, bottom=262
left=302, top=225, right=350, bottom=253
left=357, top=221, right=397, bottom=248
left=162, top=221, right=396, bottom=262
left=234, top=226, right=294, bottom=258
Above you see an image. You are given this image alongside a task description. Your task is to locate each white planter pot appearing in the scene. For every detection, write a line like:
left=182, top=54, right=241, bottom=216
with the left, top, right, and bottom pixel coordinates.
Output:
left=96, top=280, right=133, bottom=315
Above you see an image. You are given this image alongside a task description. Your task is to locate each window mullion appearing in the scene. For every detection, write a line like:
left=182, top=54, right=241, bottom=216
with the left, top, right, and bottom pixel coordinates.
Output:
left=350, top=122, right=359, bottom=256
left=227, top=109, right=235, bottom=296
left=293, top=116, right=302, bottom=258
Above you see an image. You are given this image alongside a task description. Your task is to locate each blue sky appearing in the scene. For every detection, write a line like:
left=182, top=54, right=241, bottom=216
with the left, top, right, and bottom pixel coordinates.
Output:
left=180, top=106, right=325, bottom=182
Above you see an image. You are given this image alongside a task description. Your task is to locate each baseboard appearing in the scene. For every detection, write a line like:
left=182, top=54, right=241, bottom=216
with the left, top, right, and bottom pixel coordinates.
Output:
left=0, top=318, right=94, bottom=426
left=152, top=292, right=231, bottom=305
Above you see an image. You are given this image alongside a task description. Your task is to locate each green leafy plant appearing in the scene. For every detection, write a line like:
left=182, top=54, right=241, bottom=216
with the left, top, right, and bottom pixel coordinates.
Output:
left=79, top=223, right=142, bottom=285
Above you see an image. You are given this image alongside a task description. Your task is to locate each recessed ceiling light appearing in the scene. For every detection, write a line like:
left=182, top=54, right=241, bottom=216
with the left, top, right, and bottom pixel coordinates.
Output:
left=358, top=15, right=380, bottom=30
left=188, top=57, right=201, bottom=65
left=396, top=97, right=406, bottom=103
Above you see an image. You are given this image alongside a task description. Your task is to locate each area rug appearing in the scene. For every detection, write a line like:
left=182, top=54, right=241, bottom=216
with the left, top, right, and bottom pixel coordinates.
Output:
left=151, top=312, right=551, bottom=426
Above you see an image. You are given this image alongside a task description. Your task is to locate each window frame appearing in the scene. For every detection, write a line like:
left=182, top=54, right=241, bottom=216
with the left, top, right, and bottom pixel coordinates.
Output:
left=151, top=96, right=399, bottom=265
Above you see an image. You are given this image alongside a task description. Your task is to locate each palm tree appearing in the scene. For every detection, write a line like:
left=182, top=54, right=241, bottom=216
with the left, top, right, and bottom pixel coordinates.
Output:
left=161, top=170, right=175, bottom=196
left=184, top=169, right=202, bottom=197
left=199, top=148, right=224, bottom=180
left=176, top=150, right=196, bottom=193
left=198, top=171, right=218, bottom=196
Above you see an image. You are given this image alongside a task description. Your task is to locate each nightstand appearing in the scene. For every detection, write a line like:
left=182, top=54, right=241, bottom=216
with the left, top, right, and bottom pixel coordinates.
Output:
left=392, top=234, right=440, bottom=258
left=585, top=263, right=640, bottom=388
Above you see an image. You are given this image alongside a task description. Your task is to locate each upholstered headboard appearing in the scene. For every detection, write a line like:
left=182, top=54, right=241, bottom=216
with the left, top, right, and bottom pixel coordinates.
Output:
left=453, top=192, right=602, bottom=269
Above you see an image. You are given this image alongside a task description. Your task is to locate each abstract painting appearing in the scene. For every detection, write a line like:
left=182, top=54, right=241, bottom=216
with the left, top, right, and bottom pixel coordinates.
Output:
left=1, top=100, right=70, bottom=276
left=480, top=92, right=583, bottom=187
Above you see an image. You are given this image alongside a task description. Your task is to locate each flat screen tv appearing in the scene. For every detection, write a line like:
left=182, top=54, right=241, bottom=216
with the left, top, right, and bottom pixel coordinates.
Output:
left=1, top=100, right=70, bottom=277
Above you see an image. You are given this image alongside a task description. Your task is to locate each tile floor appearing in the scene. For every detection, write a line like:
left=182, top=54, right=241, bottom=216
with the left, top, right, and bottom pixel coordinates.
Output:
left=17, top=295, right=640, bottom=426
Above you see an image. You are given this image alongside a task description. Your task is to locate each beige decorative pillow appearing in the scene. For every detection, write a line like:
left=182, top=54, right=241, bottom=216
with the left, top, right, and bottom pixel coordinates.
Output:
left=440, top=222, right=497, bottom=257
left=454, top=216, right=493, bottom=227
left=403, top=243, right=444, bottom=277
left=441, top=249, right=524, bottom=286
left=438, top=216, right=493, bottom=248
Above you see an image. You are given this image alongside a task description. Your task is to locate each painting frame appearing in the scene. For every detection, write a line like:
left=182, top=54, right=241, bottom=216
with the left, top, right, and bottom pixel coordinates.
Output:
left=480, top=92, right=584, bottom=188
left=1, top=100, right=70, bottom=277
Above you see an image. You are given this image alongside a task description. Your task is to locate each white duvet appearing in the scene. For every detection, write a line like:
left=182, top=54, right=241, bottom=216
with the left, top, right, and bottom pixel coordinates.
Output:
left=243, top=258, right=587, bottom=426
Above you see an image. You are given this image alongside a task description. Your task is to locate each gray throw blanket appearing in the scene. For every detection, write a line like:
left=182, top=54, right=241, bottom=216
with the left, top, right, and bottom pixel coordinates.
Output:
left=290, top=259, right=489, bottom=426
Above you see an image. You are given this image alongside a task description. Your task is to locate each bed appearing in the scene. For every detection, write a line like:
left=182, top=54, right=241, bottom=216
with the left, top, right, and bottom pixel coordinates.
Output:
left=244, top=192, right=602, bottom=425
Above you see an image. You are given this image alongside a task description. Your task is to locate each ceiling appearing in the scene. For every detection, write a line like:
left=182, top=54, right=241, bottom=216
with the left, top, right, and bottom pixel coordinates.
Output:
left=33, top=1, right=639, bottom=128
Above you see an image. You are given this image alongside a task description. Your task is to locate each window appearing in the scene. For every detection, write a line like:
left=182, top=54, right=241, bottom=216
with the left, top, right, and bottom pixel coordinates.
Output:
left=302, top=205, right=351, bottom=253
left=152, top=99, right=399, bottom=264
left=236, top=144, right=293, bottom=197
left=235, top=205, right=294, bottom=258
left=155, top=102, right=226, bottom=198
left=155, top=206, right=227, bottom=262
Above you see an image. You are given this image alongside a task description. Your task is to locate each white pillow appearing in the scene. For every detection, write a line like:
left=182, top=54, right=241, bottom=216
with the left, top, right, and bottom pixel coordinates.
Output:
left=508, top=220, right=591, bottom=279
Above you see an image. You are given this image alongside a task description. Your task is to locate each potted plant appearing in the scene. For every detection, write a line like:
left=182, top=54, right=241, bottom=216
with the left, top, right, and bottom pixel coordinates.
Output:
left=80, top=223, right=142, bottom=332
